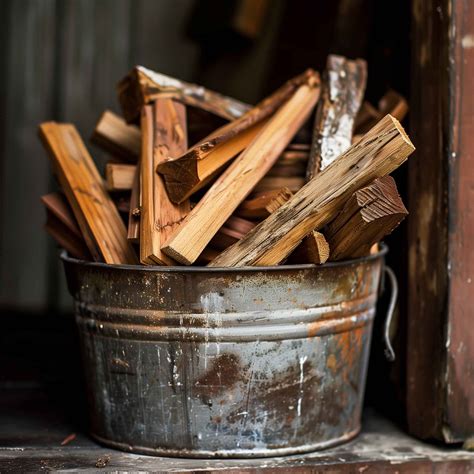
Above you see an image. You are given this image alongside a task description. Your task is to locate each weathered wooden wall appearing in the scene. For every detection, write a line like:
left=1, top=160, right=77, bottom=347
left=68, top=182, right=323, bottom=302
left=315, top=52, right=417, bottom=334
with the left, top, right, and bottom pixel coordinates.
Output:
left=0, top=0, right=200, bottom=311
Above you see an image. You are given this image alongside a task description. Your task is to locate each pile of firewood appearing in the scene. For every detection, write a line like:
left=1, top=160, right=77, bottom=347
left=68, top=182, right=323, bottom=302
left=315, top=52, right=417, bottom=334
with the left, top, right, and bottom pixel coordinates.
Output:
left=39, top=55, right=413, bottom=267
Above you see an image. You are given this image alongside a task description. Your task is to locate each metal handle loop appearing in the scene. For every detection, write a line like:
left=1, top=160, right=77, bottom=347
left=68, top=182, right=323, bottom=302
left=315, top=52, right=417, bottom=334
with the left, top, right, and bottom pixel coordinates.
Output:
left=383, top=265, right=398, bottom=362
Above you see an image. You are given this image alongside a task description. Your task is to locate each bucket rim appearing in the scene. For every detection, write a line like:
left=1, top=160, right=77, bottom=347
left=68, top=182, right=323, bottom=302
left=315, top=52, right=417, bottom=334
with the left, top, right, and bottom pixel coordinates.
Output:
left=60, top=243, right=387, bottom=273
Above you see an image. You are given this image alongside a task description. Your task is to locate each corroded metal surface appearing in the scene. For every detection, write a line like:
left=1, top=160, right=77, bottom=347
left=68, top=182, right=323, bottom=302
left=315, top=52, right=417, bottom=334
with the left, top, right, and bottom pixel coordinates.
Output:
left=62, top=250, right=385, bottom=458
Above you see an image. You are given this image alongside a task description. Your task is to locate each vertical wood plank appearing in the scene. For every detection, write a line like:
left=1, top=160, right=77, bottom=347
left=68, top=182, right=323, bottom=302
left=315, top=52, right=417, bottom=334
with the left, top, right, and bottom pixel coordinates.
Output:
left=0, top=0, right=57, bottom=310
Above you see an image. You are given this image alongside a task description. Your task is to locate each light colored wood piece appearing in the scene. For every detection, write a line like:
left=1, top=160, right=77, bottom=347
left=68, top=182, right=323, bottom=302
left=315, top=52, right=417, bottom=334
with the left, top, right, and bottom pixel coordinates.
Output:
left=162, top=71, right=321, bottom=265
left=39, top=122, right=138, bottom=264
left=236, top=188, right=293, bottom=219
left=209, top=115, right=415, bottom=267
left=157, top=70, right=315, bottom=203
left=117, top=66, right=250, bottom=123
left=307, top=55, right=367, bottom=180
left=105, top=163, right=135, bottom=191
left=91, top=110, right=141, bottom=161
left=140, top=100, right=190, bottom=265
left=326, top=176, right=408, bottom=260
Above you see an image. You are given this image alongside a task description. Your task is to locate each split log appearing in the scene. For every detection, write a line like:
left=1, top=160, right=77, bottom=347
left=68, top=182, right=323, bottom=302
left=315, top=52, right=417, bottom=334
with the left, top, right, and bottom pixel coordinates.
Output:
left=378, top=90, right=409, bottom=122
left=307, top=55, right=367, bottom=180
left=105, top=163, right=135, bottom=191
left=157, top=70, right=314, bottom=204
left=236, top=187, right=293, bottom=219
left=162, top=71, right=321, bottom=265
left=39, top=122, right=137, bottom=264
left=326, top=176, right=408, bottom=260
left=117, top=66, right=250, bottom=123
left=208, top=115, right=415, bottom=267
left=288, top=231, right=330, bottom=265
left=127, top=167, right=140, bottom=243
left=139, top=100, right=190, bottom=265
left=90, top=110, right=141, bottom=161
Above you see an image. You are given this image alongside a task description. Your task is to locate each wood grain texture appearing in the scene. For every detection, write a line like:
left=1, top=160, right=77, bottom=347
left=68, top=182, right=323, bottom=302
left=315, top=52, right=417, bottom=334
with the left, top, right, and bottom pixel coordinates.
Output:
left=117, top=66, right=250, bottom=123
left=209, top=115, right=414, bottom=267
left=39, top=122, right=137, bottom=264
left=105, top=163, right=135, bottom=191
left=288, top=231, right=330, bottom=264
left=408, top=0, right=474, bottom=442
left=157, top=70, right=315, bottom=203
left=307, top=55, right=367, bottom=180
left=326, top=176, right=408, bottom=261
left=90, top=110, right=141, bottom=162
left=139, top=100, right=190, bottom=265
left=162, top=71, right=321, bottom=264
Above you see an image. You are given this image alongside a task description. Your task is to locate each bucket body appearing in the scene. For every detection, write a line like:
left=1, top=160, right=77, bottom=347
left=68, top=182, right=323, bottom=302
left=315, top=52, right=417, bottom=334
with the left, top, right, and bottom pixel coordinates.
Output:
left=62, top=250, right=385, bottom=458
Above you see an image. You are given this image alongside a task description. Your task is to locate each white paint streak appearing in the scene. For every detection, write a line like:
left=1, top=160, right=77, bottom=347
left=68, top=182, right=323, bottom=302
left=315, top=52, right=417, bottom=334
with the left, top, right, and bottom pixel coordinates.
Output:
left=297, top=356, right=308, bottom=417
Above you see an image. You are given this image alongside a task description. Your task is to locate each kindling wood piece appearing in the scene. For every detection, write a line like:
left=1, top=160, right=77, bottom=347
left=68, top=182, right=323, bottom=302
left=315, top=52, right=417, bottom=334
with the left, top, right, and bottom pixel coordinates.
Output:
left=162, top=70, right=321, bottom=265
left=157, top=70, right=315, bottom=204
left=105, top=163, right=135, bottom=191
left=39, top=122, right=138, bottom=264
left=253, top=176, right=305, bottom=193
left=307, top=55, right=367, bottom=180
left=378, top=90, right=409, bottom=122
left=236, top=187, right=293, bottom=219
left=127, top=167, right=140, bottom=243
left=140, top=99, right=190, bottom=265
left=288, top=231, right=330, bottom=264
left=118, top=66, right=250, bottom=123
left=326, top=176, right=408, bottom=260
left=209, top=115, right=415, bottom=267
left=91, top=110, right=141, bottom=161
left=41, top=192, right=92, bottom=261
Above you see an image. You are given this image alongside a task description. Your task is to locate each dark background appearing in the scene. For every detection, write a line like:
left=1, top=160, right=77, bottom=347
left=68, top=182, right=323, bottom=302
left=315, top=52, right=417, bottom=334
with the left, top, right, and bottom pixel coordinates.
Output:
left=0, top=0, right=410, bottom=427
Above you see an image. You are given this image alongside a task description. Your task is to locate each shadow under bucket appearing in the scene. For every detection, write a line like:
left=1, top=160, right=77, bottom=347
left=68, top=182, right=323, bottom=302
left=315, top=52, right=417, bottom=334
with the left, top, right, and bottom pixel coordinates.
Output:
left=62, top=245, right=388, bottom=458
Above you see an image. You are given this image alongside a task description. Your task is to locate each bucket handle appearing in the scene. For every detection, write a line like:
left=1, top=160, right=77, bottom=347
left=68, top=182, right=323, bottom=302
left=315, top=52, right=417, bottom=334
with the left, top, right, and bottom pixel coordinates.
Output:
left=382, top=265, right=397, bottom=362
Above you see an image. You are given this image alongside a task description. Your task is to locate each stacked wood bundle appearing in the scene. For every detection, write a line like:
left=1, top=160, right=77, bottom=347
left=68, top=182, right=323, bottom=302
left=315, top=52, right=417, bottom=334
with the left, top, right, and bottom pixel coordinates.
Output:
left=39, top=58, right=413, bottom=266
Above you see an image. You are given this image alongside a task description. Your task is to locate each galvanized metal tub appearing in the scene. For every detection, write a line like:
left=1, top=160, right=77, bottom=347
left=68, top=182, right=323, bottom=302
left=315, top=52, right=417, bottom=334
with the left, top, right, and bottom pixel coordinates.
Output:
left=62, top=247, right=387, bottom=458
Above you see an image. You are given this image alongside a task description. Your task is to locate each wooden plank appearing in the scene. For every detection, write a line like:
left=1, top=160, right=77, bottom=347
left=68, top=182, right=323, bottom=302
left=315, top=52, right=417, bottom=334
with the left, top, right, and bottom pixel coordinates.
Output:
left=408, top=0, right=474, bottom=442
left=326, top=176, right=408, bottom=261
left=162, top=71, right=321, bottom=264
left=117, top=66, right=251, bottom=123
left=105, top=163, right=135, bottom=191
left=209, top=115, right=415, bottom=267
left=90, top=110, right=140, bottom=162
left=39, top=122, right=137, bottom=265
left=139, top=100, right=190, bottom=265
left=41, top=192, right=83, bottom=239
left=307, top=55, right=367, bottom=180
left=157, top=70, right=315, bottom=203
left=236, top=188, right=292, bottom=219
left=0, top=0, right=57, bottom=309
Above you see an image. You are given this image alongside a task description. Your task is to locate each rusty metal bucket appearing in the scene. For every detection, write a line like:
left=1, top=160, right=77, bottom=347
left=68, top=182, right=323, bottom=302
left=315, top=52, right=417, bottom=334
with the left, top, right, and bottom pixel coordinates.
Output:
left=62, top=246, right=390, bottom=458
